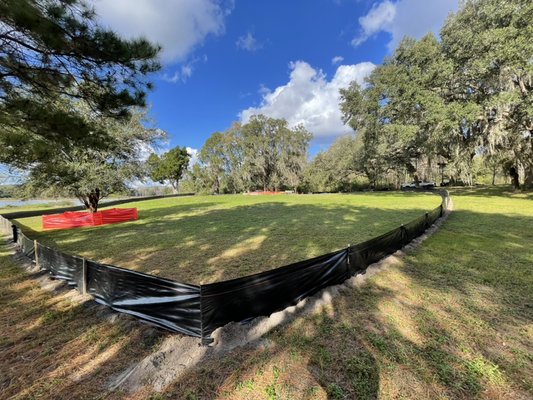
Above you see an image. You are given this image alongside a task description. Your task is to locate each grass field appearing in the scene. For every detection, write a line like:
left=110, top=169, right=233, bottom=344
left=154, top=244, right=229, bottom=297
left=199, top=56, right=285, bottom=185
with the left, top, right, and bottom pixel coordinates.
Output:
left=1, top=187, right=531, bottom=399
left=12, top=192, right=441, bottom=284
left=154, top=187, right=533, bottom=400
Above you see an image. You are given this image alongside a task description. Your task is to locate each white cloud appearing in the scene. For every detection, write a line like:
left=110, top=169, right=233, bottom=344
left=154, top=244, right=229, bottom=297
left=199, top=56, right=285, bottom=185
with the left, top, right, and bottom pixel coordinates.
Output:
left=331, top=56, right=344, bottom=65
left=352, top=0, right=458, bottom=50
left=236, top=32, right=262, bottom=51
left=240, top=61, right=375, bottom=139
left=93, top=0, right=233, bottom=64
left=162, top=71, right=181, bottom=84
left=352, top=1, right=396, bottom=46
left=161, top=55, right=207, bottom=83
left=186, top=147, right=199, bottom=167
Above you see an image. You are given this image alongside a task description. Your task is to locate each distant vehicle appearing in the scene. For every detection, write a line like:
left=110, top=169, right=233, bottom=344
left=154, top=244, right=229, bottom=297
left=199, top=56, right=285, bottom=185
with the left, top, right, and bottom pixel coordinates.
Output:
left=401, top=182, right=416, bottom=189
left=401, top=181, right=436, bottom=190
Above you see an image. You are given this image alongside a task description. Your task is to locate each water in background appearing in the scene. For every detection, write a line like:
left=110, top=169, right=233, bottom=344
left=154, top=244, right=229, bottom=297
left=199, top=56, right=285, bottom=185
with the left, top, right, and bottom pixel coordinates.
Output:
left=0, top=199, right=75, bottom=208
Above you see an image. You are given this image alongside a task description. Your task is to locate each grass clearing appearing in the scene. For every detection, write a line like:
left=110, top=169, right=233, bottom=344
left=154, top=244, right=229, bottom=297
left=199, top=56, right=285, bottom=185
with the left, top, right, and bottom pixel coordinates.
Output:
left=151, top=187, right=533, bottom=399
left=13, top=192, right=440, bottom=284
left=2, top=187, right=531, bottom=399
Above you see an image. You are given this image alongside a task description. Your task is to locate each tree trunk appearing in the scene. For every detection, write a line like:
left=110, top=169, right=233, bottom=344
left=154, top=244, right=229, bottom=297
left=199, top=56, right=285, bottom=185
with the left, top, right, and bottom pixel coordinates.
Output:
left=509, top=167, right=520, bottom=190
left=170, top=180, right=179, bottom=194
left=524, top=165, right=533, bottom=189
left=491, top=166, right=497, bottom=186
left=80, top=188, right=100, bottom=213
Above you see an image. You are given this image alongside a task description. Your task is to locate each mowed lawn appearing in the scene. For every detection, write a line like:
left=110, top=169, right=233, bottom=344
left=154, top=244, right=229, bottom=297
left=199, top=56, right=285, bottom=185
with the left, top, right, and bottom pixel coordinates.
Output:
left=12, top=192, right=440, bottom=284
left=0, top=188, right=531, bottom=399
left=154, top=188, right=533, bottom=399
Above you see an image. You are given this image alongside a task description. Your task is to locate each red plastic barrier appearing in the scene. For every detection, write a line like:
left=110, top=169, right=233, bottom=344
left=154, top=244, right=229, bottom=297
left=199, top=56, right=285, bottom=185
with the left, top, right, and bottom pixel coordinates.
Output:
left=43, top=208, right=138, bottom=230
left=101, top=208, right=138, bottom=224
left=245, top=191, right=285, bottom=196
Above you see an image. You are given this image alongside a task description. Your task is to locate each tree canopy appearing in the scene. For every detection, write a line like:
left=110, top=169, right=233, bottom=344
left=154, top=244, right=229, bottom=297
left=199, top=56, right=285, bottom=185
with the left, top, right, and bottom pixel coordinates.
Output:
left=338, top=0, right=532, bottom=189
left=147, top=146, right=190, bottom=193
left=0, top=0, right=161, bottom=168
left=23, top=106, right=165, bottom=212
left=191, top=115, right=311, bottom=194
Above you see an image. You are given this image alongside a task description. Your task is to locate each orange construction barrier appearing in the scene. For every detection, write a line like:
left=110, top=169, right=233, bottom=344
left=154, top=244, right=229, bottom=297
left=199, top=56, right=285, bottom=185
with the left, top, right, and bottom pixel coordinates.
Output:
left=245, top=191, right=285, bottom=195
left=42, top=208, right=138, bottom=230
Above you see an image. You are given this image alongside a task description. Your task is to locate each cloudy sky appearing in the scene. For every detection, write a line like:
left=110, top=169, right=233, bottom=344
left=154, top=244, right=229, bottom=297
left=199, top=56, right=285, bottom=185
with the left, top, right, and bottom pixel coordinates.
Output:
left=93, top=0, right=458, bottom=154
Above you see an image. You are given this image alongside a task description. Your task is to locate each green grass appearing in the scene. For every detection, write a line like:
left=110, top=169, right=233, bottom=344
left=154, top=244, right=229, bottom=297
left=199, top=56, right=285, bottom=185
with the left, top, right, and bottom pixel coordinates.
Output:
left=1, top=187, right=532, bottom=399
left=153, top=187, right=533, bottom=399
left=13, top=192, right=441, bottom=284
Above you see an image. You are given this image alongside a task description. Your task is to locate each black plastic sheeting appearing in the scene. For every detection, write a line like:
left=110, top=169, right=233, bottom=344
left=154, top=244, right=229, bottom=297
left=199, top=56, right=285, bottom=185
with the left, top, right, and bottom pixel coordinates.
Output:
left=38, top=243, right=84, bottom=287
left=16, top=228, right=35, bottom=258
left=201, top=249, right=349, bottom=342
left=348, top=226, right=404, bottom=273
left=1, top=191, right=449, bottom=344
left=86, top=261, right=201, bottom=337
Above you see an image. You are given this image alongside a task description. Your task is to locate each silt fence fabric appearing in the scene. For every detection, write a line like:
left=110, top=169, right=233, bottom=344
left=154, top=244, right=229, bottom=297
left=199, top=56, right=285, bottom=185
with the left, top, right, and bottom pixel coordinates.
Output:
left=38, top=243, right=84, bottom=287
left=201, top=249, right=349, bottom=340
left=86, top=261, right=201, bottom=337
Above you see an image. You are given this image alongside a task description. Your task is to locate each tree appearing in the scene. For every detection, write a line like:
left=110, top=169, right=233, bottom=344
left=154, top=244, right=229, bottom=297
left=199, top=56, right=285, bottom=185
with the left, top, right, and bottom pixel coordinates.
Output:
left=147, top=147, right=190, bottom=193
left=240, top=115, right=311, bottom=191
left=440, top=0, right=533, bottom=189
left=0, top=0, right=161, bottom=168
left=340, top=0, right=532, bottom=189
left=23, top=107, right=165, bottom=212
left=198, top=132, right=227, bottom=194
left=195, top=116, right=311, bottom=194
left=303, top=135, right=365, bottom=192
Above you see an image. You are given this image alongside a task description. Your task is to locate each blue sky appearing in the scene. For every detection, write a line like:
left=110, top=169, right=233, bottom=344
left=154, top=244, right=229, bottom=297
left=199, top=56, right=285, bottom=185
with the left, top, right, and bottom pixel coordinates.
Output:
left=94, top=0, right=458, bottom=157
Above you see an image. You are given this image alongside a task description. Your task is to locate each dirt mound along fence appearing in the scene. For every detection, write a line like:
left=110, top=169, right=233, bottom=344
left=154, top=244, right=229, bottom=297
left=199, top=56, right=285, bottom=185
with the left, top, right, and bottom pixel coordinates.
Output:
left=0, top=191, right=449, bottom=345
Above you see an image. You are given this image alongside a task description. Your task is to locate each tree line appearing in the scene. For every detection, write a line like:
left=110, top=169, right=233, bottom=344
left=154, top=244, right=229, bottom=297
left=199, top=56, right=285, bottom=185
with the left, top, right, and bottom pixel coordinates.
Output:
left=183, top=115, right=311, bottom=194
left=1, top=0, right=530, bottom=213
left=337, top=0, right=532, bottom=190
left=185, top=0, right=531, bottom=193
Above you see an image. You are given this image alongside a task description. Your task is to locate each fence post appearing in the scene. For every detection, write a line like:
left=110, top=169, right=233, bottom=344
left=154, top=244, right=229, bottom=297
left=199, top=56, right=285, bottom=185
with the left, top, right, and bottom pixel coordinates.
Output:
left=400, top=225, right=407, bottom=245
left=81, top=258, right=87, bottom=295
left=11, top=224, right=17, bottom=243
left=34, top=240, right=39, bottom=268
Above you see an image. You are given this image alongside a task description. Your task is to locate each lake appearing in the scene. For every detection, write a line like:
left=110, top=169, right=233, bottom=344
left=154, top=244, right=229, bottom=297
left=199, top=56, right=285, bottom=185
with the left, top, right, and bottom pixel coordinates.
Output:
left=0, top=199, right=75, bottom=208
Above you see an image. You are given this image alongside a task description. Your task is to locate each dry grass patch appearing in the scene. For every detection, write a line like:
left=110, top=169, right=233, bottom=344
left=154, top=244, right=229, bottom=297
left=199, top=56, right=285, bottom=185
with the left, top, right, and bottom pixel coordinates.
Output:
left=0, top=239, right=169, bottom=400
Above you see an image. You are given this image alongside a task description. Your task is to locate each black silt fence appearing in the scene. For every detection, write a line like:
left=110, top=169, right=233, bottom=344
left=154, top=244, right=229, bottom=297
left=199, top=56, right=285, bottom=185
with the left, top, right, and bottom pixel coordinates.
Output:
left=38, top=244, right=84, bottom=287
left=1, top=191, right=449, bottom=344
left=19, top=231, right=35, bottom=258
left=86, top=261, right=201, bottom=337
left=201, top=249, right=349, bottom=342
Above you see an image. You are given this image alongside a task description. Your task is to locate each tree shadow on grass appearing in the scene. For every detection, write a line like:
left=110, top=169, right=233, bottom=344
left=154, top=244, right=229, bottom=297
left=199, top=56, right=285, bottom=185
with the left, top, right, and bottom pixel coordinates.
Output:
left=16, top=198, right=442, bottom=285
left=450, top=185, right=533, bottom=200
left=3, top=194, right=532, bottom=399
